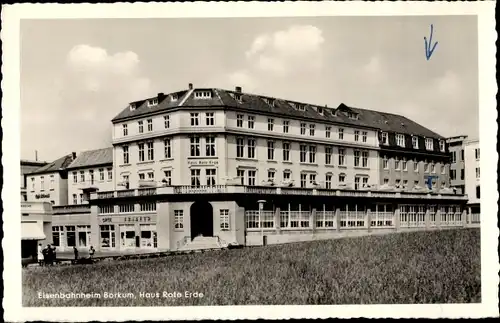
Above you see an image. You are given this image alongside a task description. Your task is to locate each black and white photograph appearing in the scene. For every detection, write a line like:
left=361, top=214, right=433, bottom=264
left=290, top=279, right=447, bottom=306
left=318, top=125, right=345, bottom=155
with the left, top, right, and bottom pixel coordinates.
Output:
left=2, top=1, right=498, bottom=321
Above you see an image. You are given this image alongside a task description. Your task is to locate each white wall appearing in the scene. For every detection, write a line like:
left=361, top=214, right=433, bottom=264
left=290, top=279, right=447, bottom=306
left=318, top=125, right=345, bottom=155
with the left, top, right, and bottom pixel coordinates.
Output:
left=464, top=140, right=480, bottom=204
left=68, top=166, right=115, bottom=204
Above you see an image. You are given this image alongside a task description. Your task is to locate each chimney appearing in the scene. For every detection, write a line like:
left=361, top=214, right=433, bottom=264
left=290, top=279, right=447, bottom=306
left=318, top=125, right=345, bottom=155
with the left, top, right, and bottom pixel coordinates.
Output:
left=35, top=150, right=38, bottom=161
left=235, top=86, right=242, bottom=93
left=157, top=92, right=165, bottom=102
left=188, top=83, right=193, bottom=90
left=72, top=152, right=77, bottom=160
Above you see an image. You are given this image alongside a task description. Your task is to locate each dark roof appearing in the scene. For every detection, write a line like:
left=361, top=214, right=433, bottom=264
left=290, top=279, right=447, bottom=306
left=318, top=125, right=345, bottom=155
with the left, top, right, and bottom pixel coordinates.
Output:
left=27, top=154, right=74, bottom=175
left=111, top=87, right=444, bottom=139
left=67, top=148, right=113, bottom=169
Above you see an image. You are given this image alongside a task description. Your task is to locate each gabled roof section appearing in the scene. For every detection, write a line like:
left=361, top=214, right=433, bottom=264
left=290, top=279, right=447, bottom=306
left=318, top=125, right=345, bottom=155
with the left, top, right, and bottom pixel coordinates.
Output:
left=27, top=154, right=74, bottom=175
left=67, top=147, right=113, bottom=169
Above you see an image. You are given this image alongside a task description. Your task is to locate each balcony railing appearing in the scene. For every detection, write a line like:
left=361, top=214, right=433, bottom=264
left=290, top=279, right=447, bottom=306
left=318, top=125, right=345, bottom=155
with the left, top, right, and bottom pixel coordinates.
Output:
left=53, top=204, right=91, bottom=214
left=91, top=185, right=468, bottom=201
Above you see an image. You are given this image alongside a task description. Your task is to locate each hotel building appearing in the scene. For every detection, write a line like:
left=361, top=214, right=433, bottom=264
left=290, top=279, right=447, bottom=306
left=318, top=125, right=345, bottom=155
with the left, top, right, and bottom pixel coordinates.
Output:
left=21, top=160, right=47, bottom=202
left=446, top=135, right=468, bottom=194
left=24, top=84, right=472, bottom=253
left=464, top=139, right=480, bottom=221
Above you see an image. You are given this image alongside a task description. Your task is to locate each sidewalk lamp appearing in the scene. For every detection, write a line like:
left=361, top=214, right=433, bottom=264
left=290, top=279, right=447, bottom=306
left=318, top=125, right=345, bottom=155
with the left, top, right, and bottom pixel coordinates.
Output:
left=258, top=200, right=266, bottom=245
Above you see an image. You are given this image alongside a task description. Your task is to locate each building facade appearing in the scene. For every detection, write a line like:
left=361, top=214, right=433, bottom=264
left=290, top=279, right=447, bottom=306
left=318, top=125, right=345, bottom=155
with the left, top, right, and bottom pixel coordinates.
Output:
left=464, top=139, right=480, bottom=218
left=21, top=160, right=48, bottom=202
left=21, top=201, right=53, bottom=259
left=23, top=84, right=474, bottom=254
left=446, top=135, right=468, bottom=194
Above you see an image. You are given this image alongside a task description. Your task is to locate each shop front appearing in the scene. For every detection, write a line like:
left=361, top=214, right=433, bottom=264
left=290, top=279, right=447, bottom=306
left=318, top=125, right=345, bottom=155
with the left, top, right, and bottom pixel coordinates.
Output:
left=97, top=214, right=157, bottom=252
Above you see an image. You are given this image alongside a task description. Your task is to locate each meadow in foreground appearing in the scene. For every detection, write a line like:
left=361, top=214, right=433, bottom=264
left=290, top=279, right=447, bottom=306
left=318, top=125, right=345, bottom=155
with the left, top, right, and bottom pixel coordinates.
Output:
left=23, top=228, right=480, bottom=306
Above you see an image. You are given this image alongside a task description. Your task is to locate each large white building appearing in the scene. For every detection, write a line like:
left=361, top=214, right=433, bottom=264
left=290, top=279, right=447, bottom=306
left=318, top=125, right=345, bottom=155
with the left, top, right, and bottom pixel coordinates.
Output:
left=464, top=139, right=480, bottom=217
left=23, top=84, right=472, bottom=253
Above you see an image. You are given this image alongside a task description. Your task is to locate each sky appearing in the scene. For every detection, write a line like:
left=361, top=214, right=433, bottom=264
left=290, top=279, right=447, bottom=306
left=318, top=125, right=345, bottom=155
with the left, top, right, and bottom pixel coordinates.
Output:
left=20, top=16, right=478, bottom=162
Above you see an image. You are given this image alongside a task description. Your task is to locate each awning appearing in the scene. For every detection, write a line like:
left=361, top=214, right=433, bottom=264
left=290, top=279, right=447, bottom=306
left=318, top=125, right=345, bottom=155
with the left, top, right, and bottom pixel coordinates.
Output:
left=21, top=222, right=46, bottom=240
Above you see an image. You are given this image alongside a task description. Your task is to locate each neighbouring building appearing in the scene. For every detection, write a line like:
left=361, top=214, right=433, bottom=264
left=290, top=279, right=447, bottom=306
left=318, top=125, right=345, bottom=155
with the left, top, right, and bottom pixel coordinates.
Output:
left=464, top=139, right=480, bottom=220
left=21, top=160, right=48, bottom=202
left=79, top=84, right=469, bottom=253
left=25, top=153, right=76, bottom=206
left=446, top=135, right=468, bottom=194
left=21, top=201, right=53, bottom=260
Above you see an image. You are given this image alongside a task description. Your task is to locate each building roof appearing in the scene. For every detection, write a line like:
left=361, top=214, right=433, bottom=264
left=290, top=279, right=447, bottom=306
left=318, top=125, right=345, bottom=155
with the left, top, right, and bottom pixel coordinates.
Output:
left=111, top=86, right=445, bottom=139
left=21, top=160, right=48, bottom=167
left=67, top=147, right=113, bottom=169
left=27, top=154, right=74, bottom=175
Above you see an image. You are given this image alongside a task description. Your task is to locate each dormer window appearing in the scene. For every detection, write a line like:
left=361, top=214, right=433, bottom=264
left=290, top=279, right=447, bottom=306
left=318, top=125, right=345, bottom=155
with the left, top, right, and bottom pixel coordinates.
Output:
left=194, top=91, right=212, bottom=99
left=263, top=98, right=275, bottom=107
left=231, top=92, right=242, bottom=102
left=347, top=112, right=358, bottom=120
left=317, top=107, right=324, bottom=115
left=412, top=136, right=419, bottom=149
left=129, top=103, right=136, bottom=111
left=297, top=104, right=306, bottom=111
left=381, top=132, right=388, bottom=145
left=171, top=94, right=178, bottom=101
left=425, top=138, right=434, bottom=150
left=439, top=140, right=445, bottom=152
left=396, top=133, right=405, bottom=147
left=147, top=98, right=158, bottom=107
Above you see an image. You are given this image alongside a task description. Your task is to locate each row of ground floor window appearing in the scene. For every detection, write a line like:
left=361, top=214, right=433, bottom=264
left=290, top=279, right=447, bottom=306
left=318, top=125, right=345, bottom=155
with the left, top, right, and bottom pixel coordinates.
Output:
left=50, top=203, right=469, bottom=251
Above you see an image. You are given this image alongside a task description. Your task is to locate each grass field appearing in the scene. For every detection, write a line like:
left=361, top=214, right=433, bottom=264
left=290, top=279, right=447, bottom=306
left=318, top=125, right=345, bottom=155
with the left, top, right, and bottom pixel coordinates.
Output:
left=23, top=228, right=481, bottom=306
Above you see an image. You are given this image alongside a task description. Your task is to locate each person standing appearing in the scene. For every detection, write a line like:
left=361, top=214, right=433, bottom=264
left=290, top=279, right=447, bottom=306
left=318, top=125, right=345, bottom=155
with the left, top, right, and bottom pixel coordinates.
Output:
left=37, top=243, right=44, bottom=266
left=73, top=246, right=79, bottom=262
left=46, top=244, right=54, bottom=266
left=89, top=246, right=95, bottom=260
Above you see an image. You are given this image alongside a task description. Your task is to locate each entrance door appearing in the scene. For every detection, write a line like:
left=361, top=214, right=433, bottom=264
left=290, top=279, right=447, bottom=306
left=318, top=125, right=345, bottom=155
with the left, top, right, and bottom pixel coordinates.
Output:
left=190, top=201, right=214, bottom=240
left=120, top=225, right=136, bottom=249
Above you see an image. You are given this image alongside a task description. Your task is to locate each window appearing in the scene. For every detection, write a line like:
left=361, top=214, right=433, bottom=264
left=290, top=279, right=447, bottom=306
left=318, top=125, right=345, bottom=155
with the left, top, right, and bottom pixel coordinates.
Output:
left=402, top=157, right=407, bottom=171
left=309, top=124, right=315, bottom=136
left=147, top=142, right=154, bottom=161
left=396, top=134, right=405, bottom=147
left=30, top=177, right=35, bottom=191
left=205, top=112, right=215, bottom=126
left=450, top=169, right=456, bottom=180
left=72, top=194, right=77, bottom=204
left=105, top=168, right=112, bottom=181
left=267, top=141, right=275, bottom=160
left=171, top=94, right=178, bottom=101
left=138, top=120, right=144, bottom=133
left=52, top=226, right=63, bottom=247
left=80, top=171, right=85, bottom=183
left=138, top=143, right=145, bottom=162
left=412, top=136, right=419, bottom=149
left=338, top=128, right=344, bottom=140
left=475, top=148, right=480, bottom=160
left=354, top=150, right=360, bottom=167
left=89, top=170, right=95, bottom=185
left=247, top=116, right=255, bottom=129
left=237, top=114, right=244, bottom=127
left=440, top=140, right=445, bottom=152
left=300, top=174, right=307, bottom=188
left=66, top=226, right=76, bottom=247
left=325, top=146, right=333, bottom=165
left=79, top=194, right=84, bottom=204
left=283, top=170, right=291, bottom=182
left=317, top=107, right=324, bottom=115
left=164, top=115, right=170, bottom=128
left=140, top=202, right=156, bottom=212
left=354, top=176, right=364, bottom=190
left=49, top=175, right=55, bottom=190
left=205, top=136, right=216, bottom=156
left=283, top=120, right=289, bottom=133
left=174, top=210, right=184, bottom=230
left=308, top=146, right=316, bottom=163
left=300, top=145, right=307, bottom=163
left=268, top=118, right=274, bottom=131
left=190, top=136, right=201, bottom=157
left=431, top=162, right=435, bottom=173
left=309, top=174, right=317, bottom=186
left=139, top=173, right=145, bottom=181
left=100, top=225, right=116, bottom=248
left=190, top=169, right=201, bottom=187
left=206, top=169, right=216, bottom=186
left=383, top=155, right=388, bottom=169
left=147, top=119, right=153, bottom=132
left=122, top=124, right=128, bottom=136
left=73, top=172, right=77, bottom=183
left=247, top=139, right=256, bottom=159
left=300, top=123, right=306, bottom=135
left=363, top=177, right=369, bottom=188
left=476, top=186, right=480, bottom=199
left=40, top=176, right=45, bottom=191
left=384, top=178, right=389, bottom=185
left=414, top=180, right=419, bottom=187
left=451, top=151, right=457, bottom=163
left=403, top=180, right=408, bottom=188
left=248, top=170, right=256, bottom=186
left=164, top=139, right=172, bottom=158
left=413, top=159, right=419, bottom=172
left=267, top=170, right=276, bottom=182
left=362, top=151, right=369, bottom=168
left=325, top=126, right=331, bottom=138
left=283, top=142, right=290, bottom=161
left=338, top=148, right=345, bottom=166
left=395, top=156, right=402, bottom=170
left=163, top=170, right=172, bottom=186
left=147, top=171, right=154, bottom=181
left=99, top=168, right=105, bottom=181
left=236, top=138, right=245, bottom=158
left=195, top=90, right=213, bottom=99
left=123, top=146, right=129, bottom=164
left=476, top=167, right=480, bottom=179
left=237, top=170, right=245, bottom=185
left=339, top=173, right=346, bottom=183
left=325, top=174, right=332, bottom=189
left=381, top=132, right=388, bottom=145
left=354, top=131, right=360, bottom=142
left=190, top=113, right=200, bottom=126
left=220, top=209, right=230, bottom=230
left=362, top=131, right=367, bottom=143
left=425, top=138, right=433, bottom=150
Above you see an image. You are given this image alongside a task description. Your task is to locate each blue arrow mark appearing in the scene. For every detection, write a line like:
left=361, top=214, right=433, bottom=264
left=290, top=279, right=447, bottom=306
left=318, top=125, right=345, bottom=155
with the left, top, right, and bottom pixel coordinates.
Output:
left=424, top=24, right=438, bottom=60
